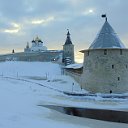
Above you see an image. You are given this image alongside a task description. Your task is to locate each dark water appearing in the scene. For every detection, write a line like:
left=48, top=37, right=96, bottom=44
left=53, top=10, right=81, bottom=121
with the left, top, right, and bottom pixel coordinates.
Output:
left=40, top=105, right=128, bottom=123
left=63, top=92, right=128, bottom=99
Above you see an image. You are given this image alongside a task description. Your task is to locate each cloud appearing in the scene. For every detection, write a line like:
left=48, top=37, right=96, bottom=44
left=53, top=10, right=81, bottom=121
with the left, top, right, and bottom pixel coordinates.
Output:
left=4, top=29, right=19, bottom=33
left=31, top=20, right=45, bottom=24
left=11, top=23, right=20, bottom=28
left=2, top=22, right=21, bottom=34
left=31, top=16, right=54, bottom=25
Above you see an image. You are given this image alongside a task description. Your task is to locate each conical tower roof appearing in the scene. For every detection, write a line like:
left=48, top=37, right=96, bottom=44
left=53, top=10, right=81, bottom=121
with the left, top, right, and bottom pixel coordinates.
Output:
left=89, top=20, right=125, bottom=49
left=65, top=30, right=72, bottom=45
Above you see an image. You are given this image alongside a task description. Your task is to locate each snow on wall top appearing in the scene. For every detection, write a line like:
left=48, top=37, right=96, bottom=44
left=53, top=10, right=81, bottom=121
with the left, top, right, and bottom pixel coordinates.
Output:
left=65, top=63, right=83, bottom=69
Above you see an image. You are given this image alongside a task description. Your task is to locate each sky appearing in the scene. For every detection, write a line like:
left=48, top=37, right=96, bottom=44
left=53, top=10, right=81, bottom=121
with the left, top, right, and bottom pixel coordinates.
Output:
left=0, top=0, right=128, bottom=62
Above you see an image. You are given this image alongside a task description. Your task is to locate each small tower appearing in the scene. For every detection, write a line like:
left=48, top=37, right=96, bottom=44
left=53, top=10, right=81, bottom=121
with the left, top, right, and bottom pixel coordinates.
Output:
left=12, top=49, right=15, bottom=53
left=24, top=42, right=31, bottom=52
left=26, top=42, right=29, bottom=49
left=63, top=29, right=74, bottom=65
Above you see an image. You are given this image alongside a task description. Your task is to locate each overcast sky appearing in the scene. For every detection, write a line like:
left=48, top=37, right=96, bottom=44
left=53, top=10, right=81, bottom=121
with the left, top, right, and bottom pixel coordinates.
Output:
left=0, top=0, right=128, bottom=62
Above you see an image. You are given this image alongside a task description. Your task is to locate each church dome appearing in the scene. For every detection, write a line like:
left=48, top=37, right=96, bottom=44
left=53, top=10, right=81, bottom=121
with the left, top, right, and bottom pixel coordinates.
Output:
left=32, top=39, right=35, bottom=42
left=89, top=20, right=125, bottom=49
left=35, top=36, right=42, bottom=42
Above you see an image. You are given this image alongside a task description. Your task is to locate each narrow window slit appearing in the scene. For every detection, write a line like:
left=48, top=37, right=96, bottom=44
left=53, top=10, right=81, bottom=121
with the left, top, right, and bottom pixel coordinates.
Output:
left=104, top=49, right=107, bottom=55
left=87, top=50, right=89, bottom=56
left=120, top=49, right=122, bottom=55
left=110, top=90, right=112, bottom=94
left=112, top=65, right=114, bottom=69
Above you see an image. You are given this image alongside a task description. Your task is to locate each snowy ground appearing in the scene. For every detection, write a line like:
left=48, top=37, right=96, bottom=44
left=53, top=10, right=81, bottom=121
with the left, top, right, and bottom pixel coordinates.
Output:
left=0, top=61, right=127, bottom=128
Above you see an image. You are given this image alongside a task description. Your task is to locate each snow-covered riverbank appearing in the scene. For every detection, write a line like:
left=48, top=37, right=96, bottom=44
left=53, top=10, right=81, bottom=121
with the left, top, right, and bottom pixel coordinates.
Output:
left=0, top=61, right=127, bottom=128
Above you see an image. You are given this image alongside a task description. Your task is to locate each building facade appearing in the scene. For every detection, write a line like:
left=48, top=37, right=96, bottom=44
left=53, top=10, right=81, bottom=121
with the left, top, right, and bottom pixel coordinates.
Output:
left=81, top=19, right=128, bottom=93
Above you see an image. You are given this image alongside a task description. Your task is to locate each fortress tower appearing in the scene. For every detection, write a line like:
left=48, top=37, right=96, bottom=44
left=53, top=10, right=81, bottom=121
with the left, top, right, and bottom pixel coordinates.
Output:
left=81, top=16, right=128, bottom=93
left=63, top=30, right=74, bottom=65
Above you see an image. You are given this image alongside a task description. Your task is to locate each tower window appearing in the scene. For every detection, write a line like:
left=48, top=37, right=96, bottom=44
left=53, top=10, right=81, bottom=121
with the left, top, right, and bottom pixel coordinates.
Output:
left=87, top=50, right=89, bottom=56
left=104, top=49, right=107, bottom=55
left=126, top=65, right=127, bottom=68
left=112, top=65, right=114, bottom=69
left=120, top=49, right=122, bottom=55
left=118, top=77, right=120, bottom=81
left=110, top=90, right=112, bottom=94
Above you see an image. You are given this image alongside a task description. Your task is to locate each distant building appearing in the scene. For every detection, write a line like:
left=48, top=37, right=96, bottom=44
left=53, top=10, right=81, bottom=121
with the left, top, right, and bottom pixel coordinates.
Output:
left=24, top=36, right=47, bottom=52
left=0, top=36, right=63, bottom=62
left=80, top=17, right=128, bottom=93
left=63, top=30, right=74, bottom=65
left=0, top=32, right=75, bottom=63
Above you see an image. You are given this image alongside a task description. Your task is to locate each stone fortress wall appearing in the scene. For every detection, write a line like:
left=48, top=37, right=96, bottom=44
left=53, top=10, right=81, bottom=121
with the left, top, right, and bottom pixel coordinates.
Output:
left=63, top=44, right=74, bottom=64
left=81, top=49, right=128, bottom=93
left=64, top=69, right=82, bottom=86
left=0, top=51, right=63, bottom=62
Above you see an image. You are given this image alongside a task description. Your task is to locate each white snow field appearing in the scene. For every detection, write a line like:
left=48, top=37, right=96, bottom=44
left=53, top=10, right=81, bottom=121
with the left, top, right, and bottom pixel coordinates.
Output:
left=0, top=61, right=127, bottom=128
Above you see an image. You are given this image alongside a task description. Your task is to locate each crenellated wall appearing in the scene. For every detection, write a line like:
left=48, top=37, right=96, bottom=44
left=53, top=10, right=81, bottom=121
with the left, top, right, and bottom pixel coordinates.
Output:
left=63, top=44, right=74, bottom=64
left=64, top=69, right=82, bottom=84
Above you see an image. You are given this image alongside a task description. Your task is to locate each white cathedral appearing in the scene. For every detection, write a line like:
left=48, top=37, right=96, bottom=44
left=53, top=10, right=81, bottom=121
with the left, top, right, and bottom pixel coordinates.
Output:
left=24, top=36, right=47, bottom=52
